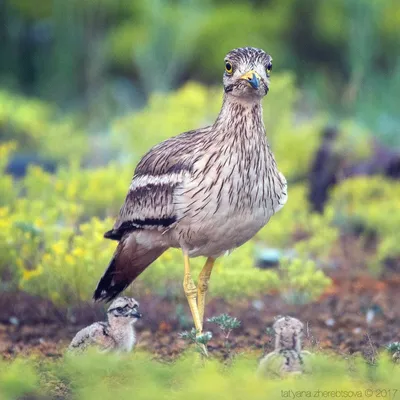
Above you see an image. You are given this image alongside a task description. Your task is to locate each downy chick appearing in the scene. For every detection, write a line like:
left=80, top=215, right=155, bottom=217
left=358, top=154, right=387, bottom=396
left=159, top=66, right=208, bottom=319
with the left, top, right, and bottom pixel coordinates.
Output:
left=69, top=297, right=142, bottom=353
left=258, top=316, right=311, bottom=376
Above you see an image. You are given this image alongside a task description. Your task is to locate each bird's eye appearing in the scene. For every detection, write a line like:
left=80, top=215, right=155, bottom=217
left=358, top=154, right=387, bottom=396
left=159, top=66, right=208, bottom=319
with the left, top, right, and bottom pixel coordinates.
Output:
left=116, top=307, right=123, bottom=312
left=225, top=62, right=233, bottom=74
left=266, top=62, right=272, bottom=74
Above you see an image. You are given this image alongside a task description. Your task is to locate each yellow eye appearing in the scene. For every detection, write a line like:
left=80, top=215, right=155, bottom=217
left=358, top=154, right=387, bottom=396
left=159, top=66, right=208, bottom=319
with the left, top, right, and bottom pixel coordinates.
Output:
left=266, top=62, right=272, bottom=74
left=225, top=62, right=233, bottom=74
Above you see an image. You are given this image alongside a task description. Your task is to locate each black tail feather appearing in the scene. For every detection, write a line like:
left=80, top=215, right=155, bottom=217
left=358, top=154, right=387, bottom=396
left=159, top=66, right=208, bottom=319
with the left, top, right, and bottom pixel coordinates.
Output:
left=93, top=234, right=167, bottom=302
left=93, top=255, right=129, bottom=302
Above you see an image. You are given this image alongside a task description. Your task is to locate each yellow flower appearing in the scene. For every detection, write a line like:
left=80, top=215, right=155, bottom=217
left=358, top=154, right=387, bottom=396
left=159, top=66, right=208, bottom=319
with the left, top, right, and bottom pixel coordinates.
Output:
left=0, top=219, right=10, bottom=230
left=65, top=255, right=74, bottom=265
left=22, top=266, right=43, bottom=281
left=52, top=242, right=65, bottom=255
left=72, top=247, right=84, bottom=257
left=34, top=218, right=43, bottom=228
left=0, top=207, right=9, bottom=218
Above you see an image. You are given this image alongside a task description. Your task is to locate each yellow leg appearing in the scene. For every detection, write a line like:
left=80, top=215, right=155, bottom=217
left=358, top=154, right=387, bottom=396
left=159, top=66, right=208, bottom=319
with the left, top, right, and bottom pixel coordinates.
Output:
left=197, top=257, right=215, bottom=330
left=183, top=253, right=202, bottom=334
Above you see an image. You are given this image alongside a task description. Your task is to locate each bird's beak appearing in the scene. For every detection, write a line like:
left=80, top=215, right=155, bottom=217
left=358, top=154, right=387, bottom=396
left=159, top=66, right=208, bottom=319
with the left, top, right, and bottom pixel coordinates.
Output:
left=131, top=310, right=142, bottom=319
left=240, top=70, right=260, bottom=89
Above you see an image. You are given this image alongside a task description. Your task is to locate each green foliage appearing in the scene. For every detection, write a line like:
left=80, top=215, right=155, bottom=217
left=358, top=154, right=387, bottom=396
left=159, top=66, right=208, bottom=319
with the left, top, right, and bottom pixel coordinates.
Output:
left=0, top=358, right=38, bottom=400
left=387, top=342, right=400, bottom=354
left=112, top=82, right=222, bottom=160
left=0, top=91, right=87, bottom=163
left=0, top=351, right=399, bottom=400
left=179, top=329, right=213, bottom=357
left=207, top=314, right=241, bottom=333
left=0, top=142, right=18, bottom=206
left=0, top=156, right=129, bottom=300
left=258, top=184, right=339, bottom=263
left=136, top=241, right=281, bottom=301
left=19, top=217, right=116, bottom=306
left=328, top=176, right=400, bottom=273
left=278, top=258, right=332, bottom=305
left=263, top=73, right=325, bottom=180
left=23, top=163, right=130, bottom=219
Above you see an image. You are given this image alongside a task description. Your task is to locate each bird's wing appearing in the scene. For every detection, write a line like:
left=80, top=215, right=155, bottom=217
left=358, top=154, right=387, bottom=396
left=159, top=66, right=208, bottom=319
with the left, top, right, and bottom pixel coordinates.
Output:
left=68, top=324, right=98, bottom=351
left=68, top=323, right=115, bottom=352
left=94, top=128, right=210, bottom=302
left=105, top=128, right=208, bottom=240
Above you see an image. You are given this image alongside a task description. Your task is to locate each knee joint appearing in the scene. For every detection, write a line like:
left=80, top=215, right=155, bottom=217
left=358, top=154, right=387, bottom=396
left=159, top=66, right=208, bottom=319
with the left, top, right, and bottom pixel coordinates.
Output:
left=183, top=275, right=197, bottom=297
left=198, top=281, right=208, bottom=292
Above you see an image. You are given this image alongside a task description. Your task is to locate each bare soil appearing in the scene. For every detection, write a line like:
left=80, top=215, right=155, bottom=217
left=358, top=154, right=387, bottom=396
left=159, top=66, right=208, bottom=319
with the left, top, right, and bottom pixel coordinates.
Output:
left=0, top=273, right=399, bottom=361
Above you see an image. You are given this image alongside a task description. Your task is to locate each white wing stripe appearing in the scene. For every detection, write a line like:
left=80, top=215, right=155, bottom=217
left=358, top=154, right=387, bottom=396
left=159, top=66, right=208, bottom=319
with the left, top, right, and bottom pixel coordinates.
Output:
left=129, top=173, right=183, bottom=190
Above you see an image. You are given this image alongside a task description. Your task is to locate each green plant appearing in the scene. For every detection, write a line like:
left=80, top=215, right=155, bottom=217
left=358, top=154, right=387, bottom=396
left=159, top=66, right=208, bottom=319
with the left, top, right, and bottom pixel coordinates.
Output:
left=387, top=342, right=400, bottom=362
left=111, top=82, right=222, bottom=161
left=328, top=176, right=400, bottom=274
left=207, top=314, right=241, bottom=339
left=208, top=313, right=241, bottom=359
left=137, top=242, right=281, bottom=302
left=179, top=328, right=212, bottom=357
left=19, top=217, right=116, bottom=306
left=257, top=184, right=339, bottom=263
left=0, top=90, right=87, bottom=163
left=0, top=351, right=399, bottom=400
left=0, top=358, right=39, bottom=400
left=0, top=142, right=18, bottom=207
left=278, top=257, right=332, bottom=304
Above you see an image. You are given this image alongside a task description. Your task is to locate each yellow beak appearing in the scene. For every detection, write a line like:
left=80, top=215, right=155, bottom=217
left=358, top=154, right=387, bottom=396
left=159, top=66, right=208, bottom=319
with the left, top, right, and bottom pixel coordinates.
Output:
left=240, top=70, right=261, bottom=89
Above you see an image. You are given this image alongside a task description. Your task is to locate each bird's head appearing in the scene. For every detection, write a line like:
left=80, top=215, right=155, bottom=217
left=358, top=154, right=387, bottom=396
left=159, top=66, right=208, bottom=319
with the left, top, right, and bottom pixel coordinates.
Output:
left=273, top=316, right=304, bottom=351
left=107, top=296, right=142, bottom=324
left=223, top=47, right=272, bottom=100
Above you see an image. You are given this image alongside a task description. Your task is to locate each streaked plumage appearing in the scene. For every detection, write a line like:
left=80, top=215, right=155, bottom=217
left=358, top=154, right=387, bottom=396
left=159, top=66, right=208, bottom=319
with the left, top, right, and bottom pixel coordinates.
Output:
left=258, top=316, right=311, bottom=376
left=94, top=47, right=287, bottom=333
left=69, top=297, right=142, bottom=352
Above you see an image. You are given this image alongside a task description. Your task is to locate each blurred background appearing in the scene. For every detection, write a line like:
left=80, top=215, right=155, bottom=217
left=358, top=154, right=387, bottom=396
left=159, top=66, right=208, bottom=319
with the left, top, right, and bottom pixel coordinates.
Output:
left=0, top=0, right=399, bottom=359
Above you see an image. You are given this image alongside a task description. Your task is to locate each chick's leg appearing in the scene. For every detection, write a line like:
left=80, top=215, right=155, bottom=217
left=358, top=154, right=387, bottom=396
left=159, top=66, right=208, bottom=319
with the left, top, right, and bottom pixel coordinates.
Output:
left=197, top=257, right=215, bottom=330
left=183, top=253, right=202, bottom=334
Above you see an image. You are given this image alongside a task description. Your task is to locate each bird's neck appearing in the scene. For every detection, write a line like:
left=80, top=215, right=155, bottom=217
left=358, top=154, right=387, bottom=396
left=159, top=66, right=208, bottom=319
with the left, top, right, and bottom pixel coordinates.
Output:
left=109, top=319, right=136, bottom=339
left=213, top=94, right=265, bottom=135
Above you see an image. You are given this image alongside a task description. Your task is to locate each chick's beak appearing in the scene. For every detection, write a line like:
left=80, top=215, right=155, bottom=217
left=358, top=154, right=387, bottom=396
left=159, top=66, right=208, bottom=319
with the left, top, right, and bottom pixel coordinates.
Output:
left=240, top=70, right=260, bottom=89
left=132, top=311, right=142, bottom=318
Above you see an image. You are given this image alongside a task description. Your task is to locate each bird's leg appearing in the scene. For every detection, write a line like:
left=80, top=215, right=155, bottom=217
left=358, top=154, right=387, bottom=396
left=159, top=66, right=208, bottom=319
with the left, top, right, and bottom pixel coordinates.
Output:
left=183, top=253, right=202, bottom=334
left=197, top=257, right=215, bottom=330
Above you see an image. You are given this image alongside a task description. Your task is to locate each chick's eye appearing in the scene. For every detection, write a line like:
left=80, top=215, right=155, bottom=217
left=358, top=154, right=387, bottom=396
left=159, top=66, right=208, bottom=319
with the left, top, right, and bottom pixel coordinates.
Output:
left=225, top=62, right=233, bottom=74
left=266, top=62, right=272, bottom=74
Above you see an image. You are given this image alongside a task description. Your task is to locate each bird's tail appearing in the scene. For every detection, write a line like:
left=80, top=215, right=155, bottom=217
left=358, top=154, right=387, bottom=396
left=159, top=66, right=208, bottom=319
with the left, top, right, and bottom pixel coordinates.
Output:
left=93, top=233, right=166, bottom=302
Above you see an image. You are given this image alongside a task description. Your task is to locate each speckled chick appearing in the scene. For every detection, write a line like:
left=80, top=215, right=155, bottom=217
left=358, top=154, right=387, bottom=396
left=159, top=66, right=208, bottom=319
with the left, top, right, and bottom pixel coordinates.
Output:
left=68, top=297, right=142, bottom=353
left=258, top=316, right=312, bottom=376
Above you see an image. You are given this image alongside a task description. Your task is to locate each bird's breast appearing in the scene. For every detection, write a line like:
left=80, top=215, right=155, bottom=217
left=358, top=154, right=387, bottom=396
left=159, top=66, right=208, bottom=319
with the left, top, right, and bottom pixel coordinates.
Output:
left=172, top=142, right=287, bottom=257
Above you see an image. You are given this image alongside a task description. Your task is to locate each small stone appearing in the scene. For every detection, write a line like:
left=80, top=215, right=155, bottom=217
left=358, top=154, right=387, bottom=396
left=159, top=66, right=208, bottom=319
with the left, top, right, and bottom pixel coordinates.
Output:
left=325, top=318, right=335, bottom=327
left=252, top=300, right=264, bottom=311
left=365, top=309, right=375, bottom=325
left=9, top=317, right=19, bottom=326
